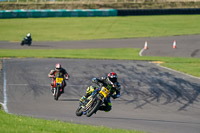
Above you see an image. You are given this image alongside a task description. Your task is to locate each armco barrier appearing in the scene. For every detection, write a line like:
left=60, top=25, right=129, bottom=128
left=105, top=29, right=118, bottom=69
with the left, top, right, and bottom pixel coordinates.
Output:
left=117, top=8, right=200, bottom=16
left=0, top=9, right=117, bottom=18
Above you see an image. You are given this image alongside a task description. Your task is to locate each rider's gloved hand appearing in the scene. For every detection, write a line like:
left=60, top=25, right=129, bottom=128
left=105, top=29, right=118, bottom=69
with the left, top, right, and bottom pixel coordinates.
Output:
left=65, top=74, right=70, bottom=80
left=92, top=78, right=97, bottom=83
left=49, top=75, right=54, bottom=78
left=112, top=94, right=120, bottom=99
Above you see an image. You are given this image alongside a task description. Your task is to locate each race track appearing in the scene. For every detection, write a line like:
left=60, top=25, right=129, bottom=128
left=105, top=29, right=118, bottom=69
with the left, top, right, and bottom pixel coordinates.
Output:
left=0, top=35, right=200, bottom=58
left=0, top=35, right=200, bottom=133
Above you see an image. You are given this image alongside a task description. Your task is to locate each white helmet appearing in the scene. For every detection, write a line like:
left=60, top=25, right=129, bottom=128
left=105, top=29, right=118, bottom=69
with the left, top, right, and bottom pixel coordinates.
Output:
left=55, top=63, right=61, bottom=69
left=27, top=33, right=31, bottom=37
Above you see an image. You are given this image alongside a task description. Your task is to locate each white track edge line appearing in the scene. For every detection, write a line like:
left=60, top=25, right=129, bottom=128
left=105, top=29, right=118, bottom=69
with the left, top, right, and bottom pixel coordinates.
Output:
left=139, top=48, right=200, bottom=80
left=3, top=59, right=8, bottom=113
left=139, top=48, right=145, bottom=56
left=0, top=102, right=6, bottom=111
left=153, top=62, right=200, bottom=80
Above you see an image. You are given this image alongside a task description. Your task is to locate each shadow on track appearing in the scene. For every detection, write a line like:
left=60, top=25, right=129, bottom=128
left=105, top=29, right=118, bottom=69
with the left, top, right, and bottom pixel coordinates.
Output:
left=58, top=99, right=79, bottom=102
left=120, top=66, right=200, bottom=111
left=14, top=59, right=200, bottom=112
left=191, top=49, right=200, bottom=57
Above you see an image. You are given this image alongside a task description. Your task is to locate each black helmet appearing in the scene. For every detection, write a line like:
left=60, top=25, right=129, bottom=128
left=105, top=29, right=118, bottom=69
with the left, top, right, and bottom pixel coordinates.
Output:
left=107, top=72, right=118, bottom=83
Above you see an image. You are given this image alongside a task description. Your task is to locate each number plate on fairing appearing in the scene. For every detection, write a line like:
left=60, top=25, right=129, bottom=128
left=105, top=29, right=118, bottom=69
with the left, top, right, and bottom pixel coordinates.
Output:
left=56, top=78, right=63, bottom=84
left=99, top=87, right=110, bottom=98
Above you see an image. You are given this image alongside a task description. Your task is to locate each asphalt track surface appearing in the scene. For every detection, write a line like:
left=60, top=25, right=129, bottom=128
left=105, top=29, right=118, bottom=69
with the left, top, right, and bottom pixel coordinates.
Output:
left=0, top=35, right=200, bottom=133
left=0, top=35, right=200, bottom=58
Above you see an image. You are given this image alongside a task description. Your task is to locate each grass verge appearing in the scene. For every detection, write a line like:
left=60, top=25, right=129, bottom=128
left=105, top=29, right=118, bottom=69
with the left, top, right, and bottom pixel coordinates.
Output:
left=0, top=48, right=200, bottom=77
left=0, top=15, right=200, bottom=41
left=0, top=109, right=144, bottom=133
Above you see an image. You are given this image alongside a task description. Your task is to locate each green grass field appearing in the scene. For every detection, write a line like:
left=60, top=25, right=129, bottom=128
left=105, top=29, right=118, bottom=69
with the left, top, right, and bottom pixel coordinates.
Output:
left=0, top=15, right=200, bottom=41
left=0, top=15, right=200, bottom=133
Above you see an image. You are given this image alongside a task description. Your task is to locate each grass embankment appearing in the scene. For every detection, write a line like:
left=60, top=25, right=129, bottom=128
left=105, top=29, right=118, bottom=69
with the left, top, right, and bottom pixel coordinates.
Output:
left=0, top=15, right=200, bottom=41
left=0, top=109, right=143, bottom=133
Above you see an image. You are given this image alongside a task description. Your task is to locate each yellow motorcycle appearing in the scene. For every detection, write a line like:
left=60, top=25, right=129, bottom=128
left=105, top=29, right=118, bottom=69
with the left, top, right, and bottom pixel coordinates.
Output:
left=76, top=86, right=110, bottom=117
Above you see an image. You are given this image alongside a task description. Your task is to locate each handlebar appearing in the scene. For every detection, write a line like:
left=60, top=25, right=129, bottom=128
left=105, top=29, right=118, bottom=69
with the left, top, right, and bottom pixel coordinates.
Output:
left=49, top=75, right=69, bottom=80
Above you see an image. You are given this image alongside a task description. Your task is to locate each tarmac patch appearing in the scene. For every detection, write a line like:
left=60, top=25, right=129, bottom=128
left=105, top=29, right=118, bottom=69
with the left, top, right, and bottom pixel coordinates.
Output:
left=191, top=49, right=200, bottom=57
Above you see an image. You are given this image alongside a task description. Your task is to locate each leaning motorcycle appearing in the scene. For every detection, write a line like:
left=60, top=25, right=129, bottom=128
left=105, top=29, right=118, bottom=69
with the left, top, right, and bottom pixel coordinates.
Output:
left=76, top=85, right=110, bottom=117
left=21, top=37, right=32, bottom=46
left=52, top=77, right=65, bottom=100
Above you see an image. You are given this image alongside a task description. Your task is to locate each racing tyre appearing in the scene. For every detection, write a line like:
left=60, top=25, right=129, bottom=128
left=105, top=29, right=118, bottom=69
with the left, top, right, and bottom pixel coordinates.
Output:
left=86, top=99, right=102, bottom=117
left=21, top=41, right=24, bottom=46
left=54, top=87, right=60, bottom=101
left=76, top=106, right=83, bottom=116
left=28, top=42, right=32, bottom=46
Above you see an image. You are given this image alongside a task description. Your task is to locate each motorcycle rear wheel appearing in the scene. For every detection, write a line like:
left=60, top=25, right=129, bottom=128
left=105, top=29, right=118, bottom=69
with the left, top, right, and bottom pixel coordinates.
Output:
left=28, top=42, right=32, bottom=46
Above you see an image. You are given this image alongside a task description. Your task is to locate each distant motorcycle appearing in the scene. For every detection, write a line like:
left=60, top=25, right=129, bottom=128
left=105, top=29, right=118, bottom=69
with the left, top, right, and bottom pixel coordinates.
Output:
left=76, top=85, right=110, bottom=117
left=21, top=37, right=32, bottom=46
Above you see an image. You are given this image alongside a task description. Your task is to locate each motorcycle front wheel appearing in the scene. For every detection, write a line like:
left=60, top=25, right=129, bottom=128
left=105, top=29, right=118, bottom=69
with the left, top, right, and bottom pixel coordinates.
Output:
left=21, top=41, right=24, bottom=46
left=76, top=106, right=83, bottom=116
left=86, top=99, right=102, bottom=117
left=54, top=87, right=60, bottom=101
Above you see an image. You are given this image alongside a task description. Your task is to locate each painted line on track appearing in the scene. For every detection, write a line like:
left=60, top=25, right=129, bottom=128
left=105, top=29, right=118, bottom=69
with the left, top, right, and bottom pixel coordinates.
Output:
left=0, top=102, right=5, bottom=110
left=139, top=48, right=200, bottom=80
left=139, top=48, right=145, bottom=56
left=3, top=59, right=8, bottom=113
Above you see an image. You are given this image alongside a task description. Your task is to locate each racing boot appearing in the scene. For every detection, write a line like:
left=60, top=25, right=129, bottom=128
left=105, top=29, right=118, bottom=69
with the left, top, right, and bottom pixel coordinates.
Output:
left=51, top=84, right=54, bottom=94
left=51, top=88, right=54, bottom=94
left=61, top=87, right=64, bottom=94
left=80, top=96, right=86, bottom=103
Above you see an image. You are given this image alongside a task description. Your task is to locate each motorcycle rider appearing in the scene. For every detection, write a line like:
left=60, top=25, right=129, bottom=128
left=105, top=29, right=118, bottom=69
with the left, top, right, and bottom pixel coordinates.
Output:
left=25, top=33, right=32, bottom=43
left=48, top=63, right=69, bottom=94
left=80, top=72, right=121, bottom=112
